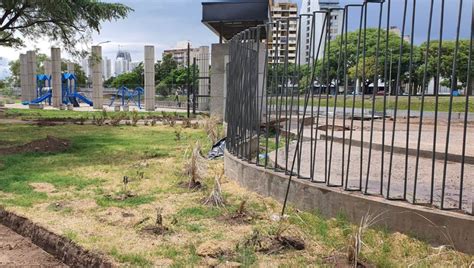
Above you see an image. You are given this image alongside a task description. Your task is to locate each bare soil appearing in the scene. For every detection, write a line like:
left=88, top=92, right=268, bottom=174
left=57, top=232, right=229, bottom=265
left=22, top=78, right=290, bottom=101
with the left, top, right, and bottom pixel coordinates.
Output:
left=0, top=136, right=70, bottom=155
left=0, top=208, right=114, bottom=267
left=0, top=224, right=66, bottom=267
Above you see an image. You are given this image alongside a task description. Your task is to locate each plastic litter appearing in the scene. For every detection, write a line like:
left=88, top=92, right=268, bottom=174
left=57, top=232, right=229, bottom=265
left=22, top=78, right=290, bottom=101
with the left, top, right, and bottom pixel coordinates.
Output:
left=208, top=138, right=226, bottom=159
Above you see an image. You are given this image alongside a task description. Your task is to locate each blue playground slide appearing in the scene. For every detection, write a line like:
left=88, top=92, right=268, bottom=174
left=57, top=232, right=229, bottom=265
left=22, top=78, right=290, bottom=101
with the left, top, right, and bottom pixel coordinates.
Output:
left=28, top=91, right=52, bottom=105
left=73, top=93, right=93, bottom=106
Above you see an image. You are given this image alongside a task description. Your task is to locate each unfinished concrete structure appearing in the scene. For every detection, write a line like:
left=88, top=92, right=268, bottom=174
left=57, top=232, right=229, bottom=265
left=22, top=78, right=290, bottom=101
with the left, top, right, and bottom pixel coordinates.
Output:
left=91, top=46, right=103, bottom=109
left=202, top=0, right=269, bottom=120
left=51, top=47, right=62, bottom=107
left=144, top=45, right=155, bottom=111
left=26, top=51, right=36, bottom=102
left=195, top=46, right=210, bottom=111
left=19, top=54, right=28, bottom=102
left=210, top=44, right=228, bottom=119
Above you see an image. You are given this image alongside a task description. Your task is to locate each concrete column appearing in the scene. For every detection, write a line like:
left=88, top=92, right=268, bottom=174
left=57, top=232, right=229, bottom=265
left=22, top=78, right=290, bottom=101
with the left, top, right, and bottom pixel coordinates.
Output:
left=198, top=46, right=210, bottom=111
left=92, top=46, right=103, bottom=109
left=19, top=54, right=28, bottom=102
left=144, top=45, right=155, bottom=111
left=26, top=51, right=36, bottom=101
left=210, top=43, right=230, bottom=121
left=256, top=42, right=267, bottom=121
left=51, top=47, right=62, bottom=108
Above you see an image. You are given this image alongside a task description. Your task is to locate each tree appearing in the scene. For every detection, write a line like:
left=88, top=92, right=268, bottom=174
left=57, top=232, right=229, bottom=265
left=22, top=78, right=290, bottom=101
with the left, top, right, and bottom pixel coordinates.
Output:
left=156, top=54, right=178, bottom=82
left=418, top=40, right=471, bottom=91
left=0, top=1, right=132, bottom=55
left=304, top=28, right=412, bottom=94
left=111, top=72, right=141, bottom=88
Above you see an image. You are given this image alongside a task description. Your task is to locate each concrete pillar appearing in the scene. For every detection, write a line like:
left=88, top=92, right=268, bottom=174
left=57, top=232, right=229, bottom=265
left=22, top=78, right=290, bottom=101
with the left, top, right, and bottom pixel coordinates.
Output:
left=26, top=51, right=36, bottom=101
left=51, top=47, right=62, bottom=107
left=91, top=46, right=103, bottom=109
left=19, top=54, right=28, bottom=102
left=197, top=46, right=210, bottom=111
left=210, top=43, right=230, bottom=120
left=144, top=45, right=155, bottom=111
left=256, top=42, right=267, bottom=121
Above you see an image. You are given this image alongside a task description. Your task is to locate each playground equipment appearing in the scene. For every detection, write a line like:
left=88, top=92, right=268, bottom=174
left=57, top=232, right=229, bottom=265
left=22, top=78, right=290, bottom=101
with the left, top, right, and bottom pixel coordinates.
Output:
left=109, top=86, right=144, bottom=109
left=62, top=73, right=93, bottom=107
left=23, top=72, right=93, bottom=107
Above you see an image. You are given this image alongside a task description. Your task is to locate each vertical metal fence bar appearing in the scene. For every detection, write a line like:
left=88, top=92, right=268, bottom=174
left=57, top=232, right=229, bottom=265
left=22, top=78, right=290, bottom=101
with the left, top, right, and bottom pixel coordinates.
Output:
left=441, top=0, right=464, bottom=209
left=404, top=0, right=417, bottom=201
left=459, top=0, right=473, bottom=211
left=380, top=0, right=391, bottom=196
left=310, top=11, right=330, bottom=183
left=413, top=0, right=435, bottom=204
left=430, top=0, right=445, bottom=205
left=365, top=1, right=384, bottom=195
left=345, top=5, right=364, bottom=191
left=387, top=0, right=408, bottom=200
left=327, top=8, right=346, bottom=187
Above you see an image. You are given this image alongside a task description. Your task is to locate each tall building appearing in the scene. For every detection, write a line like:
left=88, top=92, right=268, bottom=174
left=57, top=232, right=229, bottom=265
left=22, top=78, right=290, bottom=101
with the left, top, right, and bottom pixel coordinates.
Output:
left=81, top=58, right=91, bottom=78
left=114, top=49, right=132, bottom=76
left=299, top=0, right=343, bottom=64
left=163, top=43, right=209, bottom=66
left=102, top=57, right=112, bottom=79
left=269, top=1, right=298, bottom=64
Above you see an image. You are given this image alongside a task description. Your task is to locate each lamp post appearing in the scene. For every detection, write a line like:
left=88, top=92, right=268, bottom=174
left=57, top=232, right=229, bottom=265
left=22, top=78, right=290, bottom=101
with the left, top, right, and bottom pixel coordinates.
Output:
left=95, top=40, right=111, bottom=46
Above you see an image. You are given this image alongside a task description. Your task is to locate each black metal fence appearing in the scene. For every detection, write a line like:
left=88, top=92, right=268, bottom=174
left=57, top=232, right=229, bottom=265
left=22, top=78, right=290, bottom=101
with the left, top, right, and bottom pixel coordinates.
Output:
left=226, top=0, right=473, bottom=215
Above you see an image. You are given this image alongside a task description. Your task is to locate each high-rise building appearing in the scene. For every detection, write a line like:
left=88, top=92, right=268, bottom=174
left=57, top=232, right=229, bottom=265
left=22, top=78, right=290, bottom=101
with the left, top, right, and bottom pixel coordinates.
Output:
left=163, top=43, right=209, bottom=66
left=102, top=57, right=112, bottom=79
left=114, top=49, right=132, bottom=76
left=299, top=0, right=343, bottom=64
left=269, top=1, right=298, bottom=64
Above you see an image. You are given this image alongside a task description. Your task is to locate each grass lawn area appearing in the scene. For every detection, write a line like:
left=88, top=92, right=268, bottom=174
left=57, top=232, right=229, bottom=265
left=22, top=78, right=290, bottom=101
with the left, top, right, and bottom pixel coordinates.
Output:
left=3, top=108, right=192, bottom=121
left=0, top=122, right=472, bottom=266
left=273, top=96, right=474, bottom=113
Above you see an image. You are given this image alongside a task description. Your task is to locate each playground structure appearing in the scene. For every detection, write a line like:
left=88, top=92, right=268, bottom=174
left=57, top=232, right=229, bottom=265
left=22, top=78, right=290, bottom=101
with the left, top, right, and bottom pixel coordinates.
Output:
left=18, top=45, right=157, bottom=111
left=23, top=73, right=93, bottom=107
left=109, top=86, right=144, bottom=109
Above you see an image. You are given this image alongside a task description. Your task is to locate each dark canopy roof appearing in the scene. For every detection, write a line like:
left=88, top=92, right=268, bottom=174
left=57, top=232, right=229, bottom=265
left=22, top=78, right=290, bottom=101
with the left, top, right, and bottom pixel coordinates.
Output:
left=202, top=0, right=270, bottom=41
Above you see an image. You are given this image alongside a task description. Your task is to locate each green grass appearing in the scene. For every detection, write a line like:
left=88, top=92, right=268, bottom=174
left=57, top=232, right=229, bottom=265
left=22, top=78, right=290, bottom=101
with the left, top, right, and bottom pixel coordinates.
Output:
left=176, top=206, right=223, bottom=220
left=95, top=195, right=155, bottom=208
left=0, top=121, right=471, bottom=266
left=110, top=247, right=152, bottom=266
left=273, top=96, right=474, bottom=113
left=4, top=108, right=194, bottom=121
left=0, top=124, right=208, bottom=207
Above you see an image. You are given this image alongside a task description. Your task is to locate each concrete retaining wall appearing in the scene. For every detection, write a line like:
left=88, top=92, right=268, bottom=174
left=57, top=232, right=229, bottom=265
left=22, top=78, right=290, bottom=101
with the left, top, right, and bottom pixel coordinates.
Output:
left=224, top=150, right=474, bottom=254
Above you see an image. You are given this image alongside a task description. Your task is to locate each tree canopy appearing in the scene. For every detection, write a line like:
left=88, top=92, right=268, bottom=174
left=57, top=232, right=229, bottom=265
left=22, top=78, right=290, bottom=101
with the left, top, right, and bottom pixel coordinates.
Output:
left=0, top=0, right=132, bottom=55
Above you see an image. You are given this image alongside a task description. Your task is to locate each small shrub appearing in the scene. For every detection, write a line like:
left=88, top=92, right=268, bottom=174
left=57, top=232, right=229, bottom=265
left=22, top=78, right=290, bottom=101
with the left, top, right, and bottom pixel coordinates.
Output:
left=110, top=112, right=125, bottom=126
left=130, top=110, right=140, bottom=126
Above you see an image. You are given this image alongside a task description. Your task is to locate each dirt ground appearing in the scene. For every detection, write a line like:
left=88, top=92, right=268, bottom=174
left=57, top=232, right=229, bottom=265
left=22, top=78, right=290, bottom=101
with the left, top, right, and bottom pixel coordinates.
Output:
left=0, top=135, right=70, bottom=155
left=0, top=224, right=66, bottom=267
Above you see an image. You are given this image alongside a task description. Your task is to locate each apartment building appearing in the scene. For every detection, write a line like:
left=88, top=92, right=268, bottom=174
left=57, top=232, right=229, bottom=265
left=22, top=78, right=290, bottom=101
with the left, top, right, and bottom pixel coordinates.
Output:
left=269, top=1, right=298, bottom=64
left=299, top=0, right=343, bottom=64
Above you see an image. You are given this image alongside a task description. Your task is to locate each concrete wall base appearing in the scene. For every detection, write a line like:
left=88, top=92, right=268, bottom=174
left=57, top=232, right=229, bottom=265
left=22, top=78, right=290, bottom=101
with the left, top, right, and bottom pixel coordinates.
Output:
left=224, top=150, right=474, bottom=254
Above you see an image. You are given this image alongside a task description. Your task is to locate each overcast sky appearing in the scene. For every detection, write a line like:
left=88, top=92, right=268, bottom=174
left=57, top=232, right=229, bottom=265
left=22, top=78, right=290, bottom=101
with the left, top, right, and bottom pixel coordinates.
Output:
left=0, top=0, right=471, bottom=79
